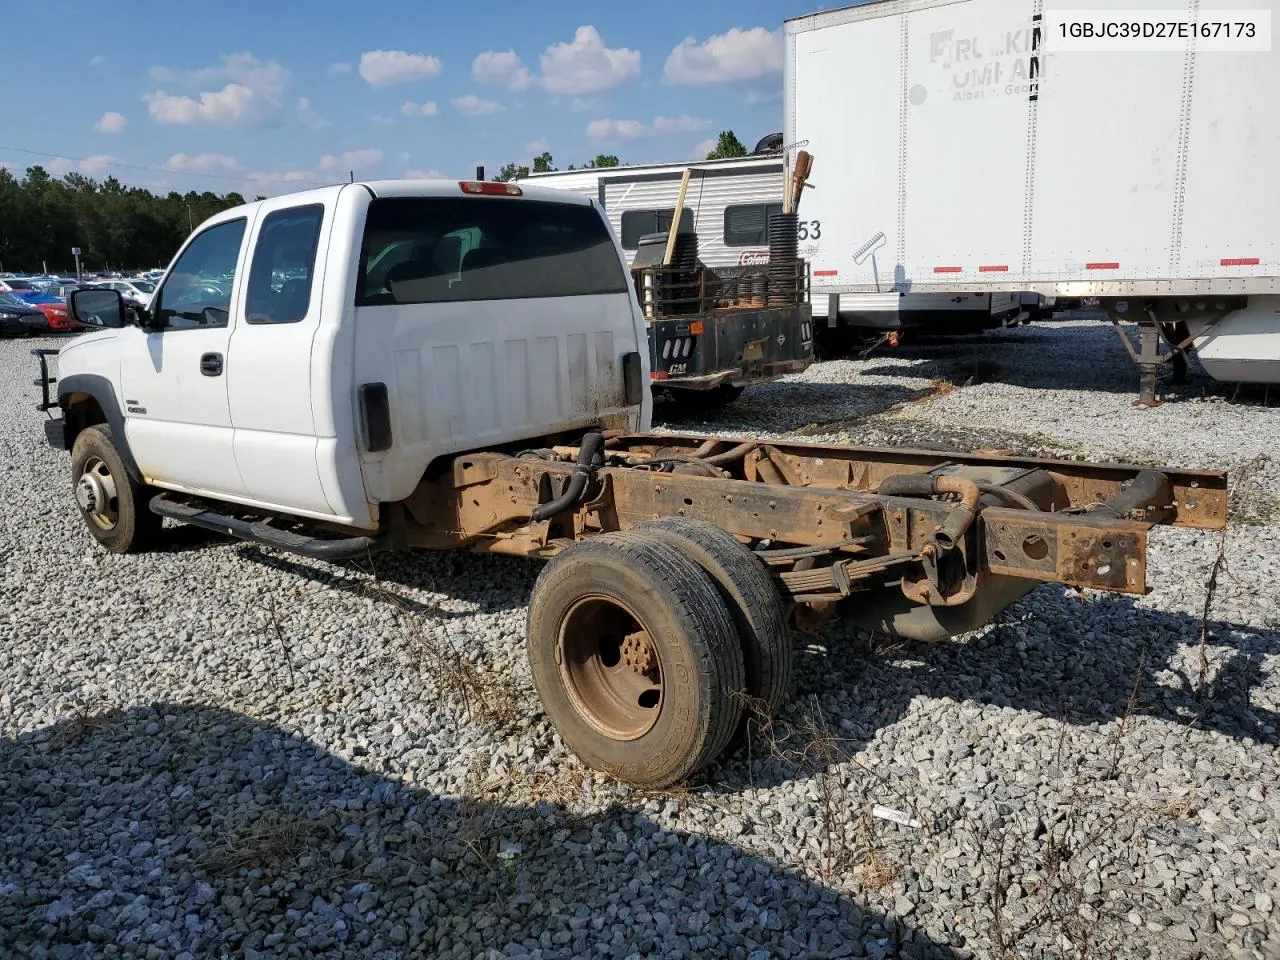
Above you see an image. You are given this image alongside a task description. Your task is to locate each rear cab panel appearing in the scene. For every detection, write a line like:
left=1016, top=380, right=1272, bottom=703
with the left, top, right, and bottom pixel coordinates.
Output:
left=344, top=181, right=652, bottom=505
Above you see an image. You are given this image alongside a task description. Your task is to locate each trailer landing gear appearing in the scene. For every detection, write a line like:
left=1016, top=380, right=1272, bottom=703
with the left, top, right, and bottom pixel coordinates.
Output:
left=1103, top=299, right=1245, bottom=406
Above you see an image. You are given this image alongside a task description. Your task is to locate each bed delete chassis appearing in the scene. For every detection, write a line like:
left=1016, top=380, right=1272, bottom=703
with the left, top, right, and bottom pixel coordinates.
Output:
left=395, top=432, right=1226, bottom=635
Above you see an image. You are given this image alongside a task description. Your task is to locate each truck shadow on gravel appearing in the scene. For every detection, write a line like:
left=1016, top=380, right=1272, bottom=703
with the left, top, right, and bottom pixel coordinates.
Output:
left=855, top=323, right=1280, bottom=406
left=714, top=585, right=1278, bottom=792
left=656, top=382, right=931, bottom=435
left=0, top=705, right=966, bottom=960
left=239, top=546, right=541, bottom=617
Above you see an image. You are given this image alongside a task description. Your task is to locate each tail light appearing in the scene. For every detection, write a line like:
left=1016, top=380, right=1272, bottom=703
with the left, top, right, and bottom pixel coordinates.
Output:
left=460, top=181, right=522, bottom=196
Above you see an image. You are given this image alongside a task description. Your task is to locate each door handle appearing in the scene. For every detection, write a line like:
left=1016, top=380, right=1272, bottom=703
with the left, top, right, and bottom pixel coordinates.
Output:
left=200, top=352, right=224, bottom=377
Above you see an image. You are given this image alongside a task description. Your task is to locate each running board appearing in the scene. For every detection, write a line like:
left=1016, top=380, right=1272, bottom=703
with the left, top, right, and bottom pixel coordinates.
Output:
left=150, top=494, right=381, bottom=561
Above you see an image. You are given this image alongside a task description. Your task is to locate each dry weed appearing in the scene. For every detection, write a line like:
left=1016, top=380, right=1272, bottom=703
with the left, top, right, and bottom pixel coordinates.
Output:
left=202, top=810, right=333, bottom=876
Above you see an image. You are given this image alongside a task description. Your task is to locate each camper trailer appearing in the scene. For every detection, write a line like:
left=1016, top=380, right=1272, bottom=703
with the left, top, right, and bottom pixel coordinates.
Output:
left=527, top=156, right=1022, bottom=340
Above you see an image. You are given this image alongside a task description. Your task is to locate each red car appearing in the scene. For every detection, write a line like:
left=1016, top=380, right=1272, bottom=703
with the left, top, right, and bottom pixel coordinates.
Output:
left=32, top=299, right=82, bottom=332
left=9, top=290, right=83, bottom=331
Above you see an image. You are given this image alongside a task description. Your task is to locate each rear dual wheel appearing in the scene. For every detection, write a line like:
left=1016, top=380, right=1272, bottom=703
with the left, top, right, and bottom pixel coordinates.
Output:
left=526, top=521, right=792, bottom=787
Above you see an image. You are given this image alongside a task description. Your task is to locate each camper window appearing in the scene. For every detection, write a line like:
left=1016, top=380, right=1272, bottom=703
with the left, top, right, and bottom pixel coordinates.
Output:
left=619, top=208, right=695, bottom=249
left=724, top=203, right=784, bottom=247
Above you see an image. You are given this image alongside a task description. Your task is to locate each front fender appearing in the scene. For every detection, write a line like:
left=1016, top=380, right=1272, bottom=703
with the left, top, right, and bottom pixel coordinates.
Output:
left=57, top=374, right=142, bottom=482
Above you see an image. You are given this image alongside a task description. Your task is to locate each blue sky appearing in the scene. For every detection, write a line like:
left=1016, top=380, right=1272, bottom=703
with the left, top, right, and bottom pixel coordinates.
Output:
left=2, top=0, right=814, bottom=196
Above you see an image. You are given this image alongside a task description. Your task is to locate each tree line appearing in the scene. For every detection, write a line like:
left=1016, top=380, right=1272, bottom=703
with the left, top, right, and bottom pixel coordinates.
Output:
left=0, top=166, right=249, bottom=274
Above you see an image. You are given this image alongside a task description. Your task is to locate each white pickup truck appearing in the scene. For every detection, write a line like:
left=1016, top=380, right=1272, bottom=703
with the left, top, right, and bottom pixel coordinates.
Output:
left=36, top=179, right=1228, bottom=786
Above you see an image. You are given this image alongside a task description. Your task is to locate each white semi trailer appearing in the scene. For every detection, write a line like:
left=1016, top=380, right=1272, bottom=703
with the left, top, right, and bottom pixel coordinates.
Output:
left=786, top=0, right=1280, bottom=402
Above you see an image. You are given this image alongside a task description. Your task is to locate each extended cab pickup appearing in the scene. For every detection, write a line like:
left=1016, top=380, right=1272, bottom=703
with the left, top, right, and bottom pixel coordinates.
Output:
left=48, top=180, right=650, bottom=538
left=36, top=179, right=1229, bottom=788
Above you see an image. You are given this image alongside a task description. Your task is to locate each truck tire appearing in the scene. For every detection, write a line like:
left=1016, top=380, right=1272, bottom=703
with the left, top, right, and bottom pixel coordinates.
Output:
left=629, top=518, right=792, bottom=722
left=667, top=384, right=745, bottom=412
left=526, top=532, right=745, bottom=786
left=70, top=424, right=162, bottom=554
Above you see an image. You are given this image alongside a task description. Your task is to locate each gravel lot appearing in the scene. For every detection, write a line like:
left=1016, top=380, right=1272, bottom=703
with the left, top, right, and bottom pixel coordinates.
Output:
left=2, top=319, right=1278, bottom=960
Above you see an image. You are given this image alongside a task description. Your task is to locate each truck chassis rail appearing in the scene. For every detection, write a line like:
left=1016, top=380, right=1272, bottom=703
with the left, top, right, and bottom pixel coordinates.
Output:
left=391, top=432, right=1225, bottom=640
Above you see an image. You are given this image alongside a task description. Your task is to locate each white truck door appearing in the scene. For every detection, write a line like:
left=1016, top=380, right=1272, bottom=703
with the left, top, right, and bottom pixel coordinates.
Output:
left=120, top=216, right=250, bottom=497
left=225, top=198, right=335, bottom=519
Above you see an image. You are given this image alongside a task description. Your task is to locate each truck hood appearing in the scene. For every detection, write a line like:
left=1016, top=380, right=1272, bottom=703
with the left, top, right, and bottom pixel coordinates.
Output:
left=57, top=328, right=121, bottom=356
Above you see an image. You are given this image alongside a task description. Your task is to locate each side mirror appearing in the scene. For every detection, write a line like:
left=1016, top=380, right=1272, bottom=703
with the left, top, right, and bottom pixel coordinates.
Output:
left=68, top=288, right=126, bottom=329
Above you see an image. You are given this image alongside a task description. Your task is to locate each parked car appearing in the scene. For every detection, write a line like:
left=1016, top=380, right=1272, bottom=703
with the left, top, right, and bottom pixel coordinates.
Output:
left=25, top=295, right=80, bottom=332
left=87, top=279, right=155, bottom=307
left=0, top=278, right=40, bottom=295
left=0, top=291, right=50, bottom=336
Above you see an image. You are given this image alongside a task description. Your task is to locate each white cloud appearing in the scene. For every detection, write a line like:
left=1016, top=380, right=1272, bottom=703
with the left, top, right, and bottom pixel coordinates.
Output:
left=96, top=111, right=127, bottom=134
left=89, top=56, right=105, bottom=67
left=663, top=27, right=783, bottom=85
left=359, top=50, right=442, bottom=87
left=587, top=118, right=645, bottom=140
left=401, top=100, right=439, bottom=117
left=78, top=155, right=117, bottom=176
left=145, top=85, right=255, bottom=125
left=297, top=97, right=330, bottom=130
left=453, top=94, right=504, bottom=117
left=526, top=137, right=550, bottom=155
left=327, top=61, right=352, bottom=75
left=144, top=53, right=290, bottom=126
left=319, top=148, right=383, bottom=172
left=472, top=49, right=535, bottom=91
left=539, top=26, right=640, bottom=94
left=692, top=138, right=717, bottom=159
left=165, top=153, right=238, bottom=173
left=651, top=115, right=710, bottom=133
left=404, top=168, right=447, bottom=179
left=471, top=28, right=639, bottom=99
left=246, top=169, right=319, bottom=193
left=587, top=114, right=709, bottom=140
left=372, top=114, right=396, bottom=126
left=569, top=97, right=595, bottom=112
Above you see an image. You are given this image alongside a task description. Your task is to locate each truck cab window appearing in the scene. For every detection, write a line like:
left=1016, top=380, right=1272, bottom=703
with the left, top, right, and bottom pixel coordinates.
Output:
left=245, top=204, right=324, bottom=324
left=152, top=218, right=247, bottom=330
left=620, top=208, right=695, bottom=250
left=723, top=203, right=783, bottom=247
left=357, top=198, right=627, bottom=305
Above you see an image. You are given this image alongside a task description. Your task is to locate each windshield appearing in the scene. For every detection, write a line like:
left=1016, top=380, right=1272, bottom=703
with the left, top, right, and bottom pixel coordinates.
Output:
left=132, top=281, right=156, bottom=293
left=0, top=291, right=27, bottom=307
left=6, top=279, right=34, bottom=290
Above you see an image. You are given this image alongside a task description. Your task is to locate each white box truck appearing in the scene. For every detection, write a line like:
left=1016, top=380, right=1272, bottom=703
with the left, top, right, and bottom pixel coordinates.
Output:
left=786, top=0, right=1280, bottom=402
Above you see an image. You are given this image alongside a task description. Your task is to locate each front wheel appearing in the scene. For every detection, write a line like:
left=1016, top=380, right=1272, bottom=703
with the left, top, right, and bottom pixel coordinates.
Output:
left=70, top=424, right=162, bottom=554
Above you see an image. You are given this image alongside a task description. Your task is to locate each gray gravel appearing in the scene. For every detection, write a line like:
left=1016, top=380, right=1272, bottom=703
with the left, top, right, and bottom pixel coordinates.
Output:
left=3, top=321, right=1279, bottom=959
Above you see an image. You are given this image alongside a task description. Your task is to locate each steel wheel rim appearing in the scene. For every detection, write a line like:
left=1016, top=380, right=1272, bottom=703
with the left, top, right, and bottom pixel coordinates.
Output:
left=76, top=455, right=119, bottom=531
left=557, top=595, right=664, bottom=741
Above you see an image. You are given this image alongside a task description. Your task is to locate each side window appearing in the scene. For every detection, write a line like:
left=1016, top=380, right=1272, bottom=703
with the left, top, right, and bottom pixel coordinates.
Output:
left=153, top=218, right=247, bottom=331
left=244, top=204, right=324, bottom=324
left=724, top=203, right=784, bottom=247
left=619, top=207, right=695, bottom=249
